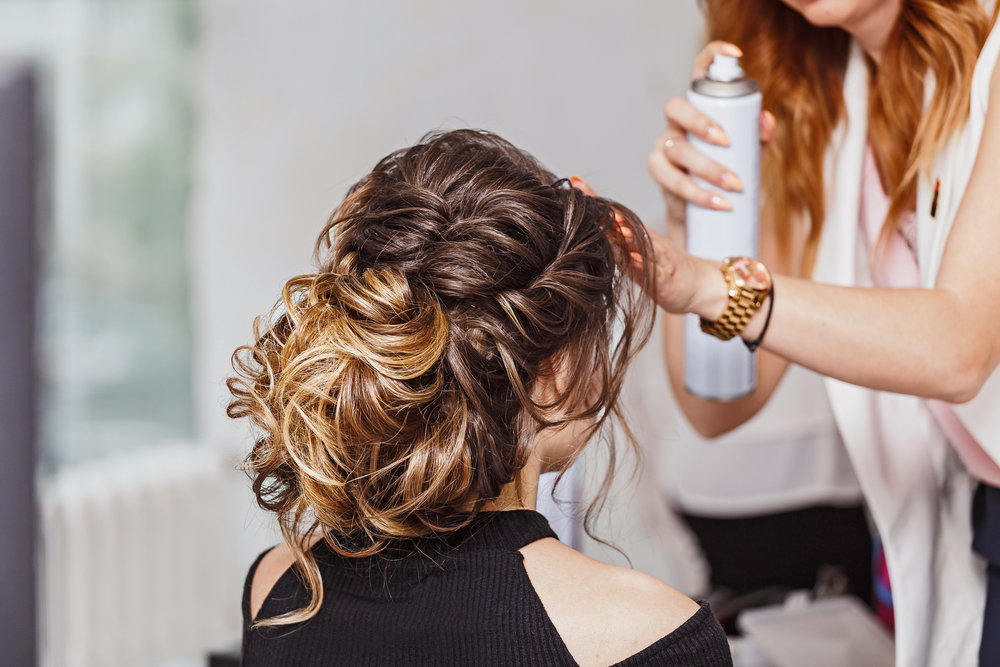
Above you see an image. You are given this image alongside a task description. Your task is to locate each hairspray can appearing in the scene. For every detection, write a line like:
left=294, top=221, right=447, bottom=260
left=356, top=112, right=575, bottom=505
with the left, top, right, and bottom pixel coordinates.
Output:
left=684, top=54, right=761, bottom=401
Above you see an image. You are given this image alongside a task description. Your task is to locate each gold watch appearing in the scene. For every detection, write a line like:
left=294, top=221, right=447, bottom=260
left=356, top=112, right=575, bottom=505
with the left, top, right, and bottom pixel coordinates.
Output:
left=700, top=257, right=773, bottom=341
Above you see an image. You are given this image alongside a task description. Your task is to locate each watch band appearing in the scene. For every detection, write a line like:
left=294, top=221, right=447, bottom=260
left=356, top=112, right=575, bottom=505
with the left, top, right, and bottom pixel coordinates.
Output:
left=744, top=284, right=774, bottom=353
left=700, top=257, right=771, bottom=342
left=700, top=288, right=766, bottom=341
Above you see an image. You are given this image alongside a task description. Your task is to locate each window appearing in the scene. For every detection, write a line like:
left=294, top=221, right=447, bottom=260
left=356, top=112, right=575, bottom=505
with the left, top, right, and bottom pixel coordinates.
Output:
left=0, top=0, right=197, bottom=468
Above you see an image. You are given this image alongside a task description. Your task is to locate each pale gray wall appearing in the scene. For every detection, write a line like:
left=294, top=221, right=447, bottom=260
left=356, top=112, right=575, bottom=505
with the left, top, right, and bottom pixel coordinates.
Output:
left=193, top=0, right=704, bottom=583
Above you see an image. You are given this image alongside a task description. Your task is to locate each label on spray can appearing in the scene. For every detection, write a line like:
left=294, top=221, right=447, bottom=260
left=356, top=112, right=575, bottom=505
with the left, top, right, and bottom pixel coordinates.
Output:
left=684, top=54, right=762, bottom=401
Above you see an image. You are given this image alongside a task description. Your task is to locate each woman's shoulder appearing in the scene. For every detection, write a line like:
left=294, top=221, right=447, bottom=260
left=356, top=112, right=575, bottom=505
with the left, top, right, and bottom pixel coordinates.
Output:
left=519, top=537, right=730, bottom=667
left=245, top=542, right=296, bottom=624
left=245, top=536, right=326, bottom=624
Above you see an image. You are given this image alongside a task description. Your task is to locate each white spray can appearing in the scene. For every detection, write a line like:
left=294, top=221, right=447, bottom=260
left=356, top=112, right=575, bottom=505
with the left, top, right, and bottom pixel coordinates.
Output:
left=684, top=54, right=761, bottom=401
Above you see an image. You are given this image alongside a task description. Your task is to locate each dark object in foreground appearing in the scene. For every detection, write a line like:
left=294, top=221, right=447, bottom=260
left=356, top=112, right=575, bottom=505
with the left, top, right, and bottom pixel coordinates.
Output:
left=208, top=647, right=241, bottom=667
left=682, top=503, right=874, bottom=634
left=0, top=60, right=38, bottom=667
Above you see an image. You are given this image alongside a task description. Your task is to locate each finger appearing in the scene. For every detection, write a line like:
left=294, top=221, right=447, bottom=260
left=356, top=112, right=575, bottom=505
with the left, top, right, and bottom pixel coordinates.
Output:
left=609, top=211, right=639, bottom=258
left=693, top=41, right=744, bottom=79
left=572, top=178, right=638, bottom=248
left=664, top=136, right=743, bottom=191
left=617, top=250, right=645, bottom=289
left=615, top=222, right=634, bottom=240
left=630, top=251, right=644, bottom=273
left=607, top=214, right=636, bottom=243
left=569, top=175, right=598, bottom=197
left=575, top=179, right=639, bottom=252
left=760, top=110, right=777, bottom=146
left=665, top=97, right=728, bottom=147
left=611, top=225, right=641, bottom=261
left=611, top=210, right=634, bottom=239
left=648, top=146, right=732, bottom=211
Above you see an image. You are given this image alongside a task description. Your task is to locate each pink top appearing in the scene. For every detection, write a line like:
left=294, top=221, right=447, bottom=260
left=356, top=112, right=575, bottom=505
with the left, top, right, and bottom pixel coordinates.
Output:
left=859, top=144, right=1000, bottom=487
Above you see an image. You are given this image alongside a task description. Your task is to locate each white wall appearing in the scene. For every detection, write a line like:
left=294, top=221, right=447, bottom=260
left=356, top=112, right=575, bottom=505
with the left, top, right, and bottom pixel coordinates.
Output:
left=192, top=0, right=705, bottom=594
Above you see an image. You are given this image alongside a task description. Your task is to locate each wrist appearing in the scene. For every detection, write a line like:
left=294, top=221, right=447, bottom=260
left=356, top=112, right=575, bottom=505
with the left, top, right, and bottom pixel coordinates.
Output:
left=697, top=257, right=774, bottom=345
left=740, top=294, right=770, bottom=341
left=690, top=257, right=730, bottom=320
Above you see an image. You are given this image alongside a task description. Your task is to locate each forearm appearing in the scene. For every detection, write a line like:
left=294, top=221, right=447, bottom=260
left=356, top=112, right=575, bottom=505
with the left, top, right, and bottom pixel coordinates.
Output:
left=723, top=36, right=1000, bottom=400
left=741, top=277, right=992, bottom=402
left=647, top=224, right=995, bottom=404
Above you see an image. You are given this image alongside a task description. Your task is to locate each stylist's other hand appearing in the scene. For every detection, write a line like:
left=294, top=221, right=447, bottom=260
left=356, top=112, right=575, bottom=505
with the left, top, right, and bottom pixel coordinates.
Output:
left=570, top=176, right=729, bottom=320
left=648, top=41, right=776, bottom=213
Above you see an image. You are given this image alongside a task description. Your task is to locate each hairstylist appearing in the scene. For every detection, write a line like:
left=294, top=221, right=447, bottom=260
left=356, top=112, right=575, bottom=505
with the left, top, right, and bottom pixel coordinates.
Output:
left=642, top=0, right=1000, bottom=665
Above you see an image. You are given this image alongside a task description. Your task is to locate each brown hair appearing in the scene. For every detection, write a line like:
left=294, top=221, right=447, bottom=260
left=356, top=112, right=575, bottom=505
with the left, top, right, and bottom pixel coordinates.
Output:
left=704, top=0, right=996, bottom=270
left=227, top=129, right=654, bottom=626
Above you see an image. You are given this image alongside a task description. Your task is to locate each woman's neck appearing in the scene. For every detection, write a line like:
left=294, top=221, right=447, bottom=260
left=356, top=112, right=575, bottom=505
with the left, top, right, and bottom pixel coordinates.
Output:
left=844, top=0, right=903, bottom=64
left=482, top=456, right=542, bottom=512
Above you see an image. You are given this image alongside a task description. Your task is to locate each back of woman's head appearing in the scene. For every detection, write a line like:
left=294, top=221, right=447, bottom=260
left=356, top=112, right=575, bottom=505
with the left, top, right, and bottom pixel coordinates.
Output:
left=228, top=129, right=653, bottom=624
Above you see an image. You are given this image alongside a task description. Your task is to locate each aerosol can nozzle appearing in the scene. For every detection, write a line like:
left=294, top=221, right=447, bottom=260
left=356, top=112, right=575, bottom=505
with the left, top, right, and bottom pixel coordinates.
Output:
left=707, top=54, right=744, bottom=82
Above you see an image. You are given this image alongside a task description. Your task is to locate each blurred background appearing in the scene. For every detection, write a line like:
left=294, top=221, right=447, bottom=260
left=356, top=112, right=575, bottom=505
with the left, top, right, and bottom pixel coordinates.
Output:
left=0, top=1, right=715, bottom=666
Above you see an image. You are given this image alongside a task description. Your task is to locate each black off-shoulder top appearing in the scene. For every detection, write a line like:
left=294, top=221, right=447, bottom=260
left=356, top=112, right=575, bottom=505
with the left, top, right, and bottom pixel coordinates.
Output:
left=242, top=510, right=733, bottom=667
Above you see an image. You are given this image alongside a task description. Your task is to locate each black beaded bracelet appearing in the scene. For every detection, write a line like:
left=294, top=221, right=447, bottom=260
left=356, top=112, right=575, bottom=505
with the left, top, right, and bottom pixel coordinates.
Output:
left=743, top=285, right=774, bottom=353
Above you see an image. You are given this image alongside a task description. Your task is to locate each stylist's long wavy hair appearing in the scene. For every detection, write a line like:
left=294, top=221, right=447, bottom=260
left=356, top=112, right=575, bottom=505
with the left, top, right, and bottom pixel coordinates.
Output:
left=706, top=0, right=999, bottom=267
left=227, top=130, right=654, bottom=627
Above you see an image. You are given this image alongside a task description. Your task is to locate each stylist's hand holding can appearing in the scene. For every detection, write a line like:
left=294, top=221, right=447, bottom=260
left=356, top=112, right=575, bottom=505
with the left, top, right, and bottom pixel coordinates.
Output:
left=648, top=42, right=776, bottom=215
left=649, top=41, right=778, bottom=400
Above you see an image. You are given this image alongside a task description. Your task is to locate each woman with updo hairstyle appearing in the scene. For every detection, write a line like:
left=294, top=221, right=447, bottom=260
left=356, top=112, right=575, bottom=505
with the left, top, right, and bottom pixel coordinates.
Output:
left=228, top=130, right=733, bottom=667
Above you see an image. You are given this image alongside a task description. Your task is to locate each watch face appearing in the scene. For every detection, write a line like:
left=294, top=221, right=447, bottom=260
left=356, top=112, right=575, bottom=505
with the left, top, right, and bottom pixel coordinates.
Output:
left=730, top=257, right=771, bottom=291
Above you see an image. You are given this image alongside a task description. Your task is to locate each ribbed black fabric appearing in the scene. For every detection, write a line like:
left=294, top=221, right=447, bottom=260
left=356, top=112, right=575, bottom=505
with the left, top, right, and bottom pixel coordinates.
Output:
left=242, top=510, right=733, bottom=666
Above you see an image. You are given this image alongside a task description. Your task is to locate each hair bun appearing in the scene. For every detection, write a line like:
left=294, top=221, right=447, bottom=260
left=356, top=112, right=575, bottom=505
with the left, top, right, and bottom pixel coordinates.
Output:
left=299, top=267, right=448, bottom=382
left=245, top=266, right=452, bottom=515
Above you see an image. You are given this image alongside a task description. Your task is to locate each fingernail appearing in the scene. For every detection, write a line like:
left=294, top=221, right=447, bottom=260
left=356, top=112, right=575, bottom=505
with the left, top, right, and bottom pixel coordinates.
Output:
left=721, top=173, right=743, bottom=191
left=710, top=196, right=733, bottom=210
left=706, top=126, right=729, bottom=146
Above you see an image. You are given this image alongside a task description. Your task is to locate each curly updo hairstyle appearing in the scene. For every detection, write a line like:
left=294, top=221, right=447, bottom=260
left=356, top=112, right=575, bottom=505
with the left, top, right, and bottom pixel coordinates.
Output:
left=228, top=129, right=654, bottom=626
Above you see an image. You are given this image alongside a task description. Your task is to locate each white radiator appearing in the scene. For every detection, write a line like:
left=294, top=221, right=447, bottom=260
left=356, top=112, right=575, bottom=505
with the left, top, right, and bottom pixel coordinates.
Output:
left=41, top=444, right=240, bottom=667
